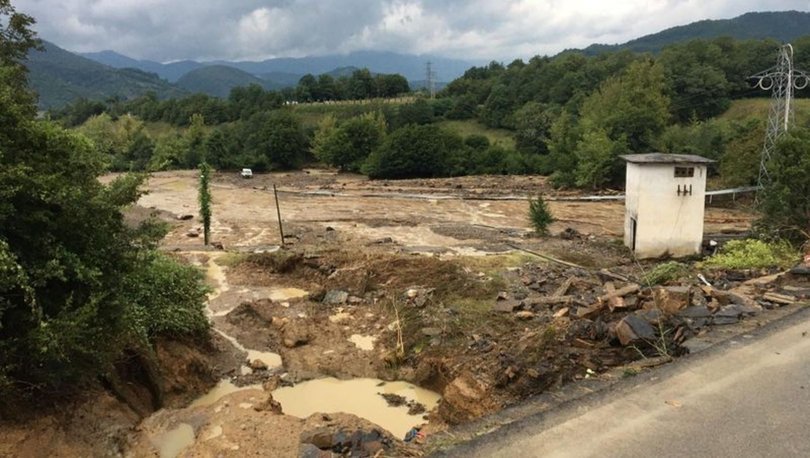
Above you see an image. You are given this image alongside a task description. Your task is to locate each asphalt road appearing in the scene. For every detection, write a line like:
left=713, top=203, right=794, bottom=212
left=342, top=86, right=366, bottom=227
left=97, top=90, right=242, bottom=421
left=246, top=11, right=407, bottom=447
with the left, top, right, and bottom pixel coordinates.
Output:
left=443, top=308, right=810, bottom=458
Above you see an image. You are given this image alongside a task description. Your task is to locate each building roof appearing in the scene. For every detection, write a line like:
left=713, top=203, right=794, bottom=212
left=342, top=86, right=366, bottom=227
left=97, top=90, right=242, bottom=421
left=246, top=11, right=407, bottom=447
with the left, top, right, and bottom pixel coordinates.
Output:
left=620, top=153, right=715, bottom=164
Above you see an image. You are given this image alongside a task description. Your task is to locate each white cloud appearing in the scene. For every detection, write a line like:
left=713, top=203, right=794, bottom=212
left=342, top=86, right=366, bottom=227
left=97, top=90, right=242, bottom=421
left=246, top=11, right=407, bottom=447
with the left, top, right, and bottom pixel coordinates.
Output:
left=12, top=0, right=810, bottom=62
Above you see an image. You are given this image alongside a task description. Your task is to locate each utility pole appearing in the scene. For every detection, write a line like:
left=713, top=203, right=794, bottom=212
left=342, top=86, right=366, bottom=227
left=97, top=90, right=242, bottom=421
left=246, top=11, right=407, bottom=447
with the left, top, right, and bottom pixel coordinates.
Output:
left=426, top=61, right=436, bottom=98
left=750, top=44, right=809, bottom=188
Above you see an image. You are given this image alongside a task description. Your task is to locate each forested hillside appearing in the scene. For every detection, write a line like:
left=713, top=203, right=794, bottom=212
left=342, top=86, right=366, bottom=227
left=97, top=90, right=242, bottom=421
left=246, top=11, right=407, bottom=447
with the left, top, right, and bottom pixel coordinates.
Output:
left=26, top=41, right=186, bottom=108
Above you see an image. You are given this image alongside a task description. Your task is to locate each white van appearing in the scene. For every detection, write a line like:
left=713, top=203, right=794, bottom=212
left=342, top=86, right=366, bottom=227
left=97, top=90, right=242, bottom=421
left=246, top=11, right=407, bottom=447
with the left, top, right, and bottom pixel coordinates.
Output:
left=240, top=168, right=253, bottom=178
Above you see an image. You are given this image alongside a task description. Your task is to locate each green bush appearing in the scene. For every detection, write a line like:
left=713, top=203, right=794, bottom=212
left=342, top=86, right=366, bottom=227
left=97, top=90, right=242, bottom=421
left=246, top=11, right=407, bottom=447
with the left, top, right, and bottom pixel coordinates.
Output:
left=528, top=196, right=554, bottom=235
left=701, top=239, right=798, bottom=270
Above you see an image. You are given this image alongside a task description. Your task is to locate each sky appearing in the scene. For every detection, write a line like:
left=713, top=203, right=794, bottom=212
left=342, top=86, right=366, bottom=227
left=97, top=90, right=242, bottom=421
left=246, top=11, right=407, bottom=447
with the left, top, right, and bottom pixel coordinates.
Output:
left=13, top=0, right=810, bottom=62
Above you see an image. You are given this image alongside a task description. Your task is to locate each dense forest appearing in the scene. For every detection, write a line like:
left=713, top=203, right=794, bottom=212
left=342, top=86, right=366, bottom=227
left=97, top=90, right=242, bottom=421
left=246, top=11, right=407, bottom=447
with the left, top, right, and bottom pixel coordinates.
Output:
left=49, top=34, right=810, bottom=191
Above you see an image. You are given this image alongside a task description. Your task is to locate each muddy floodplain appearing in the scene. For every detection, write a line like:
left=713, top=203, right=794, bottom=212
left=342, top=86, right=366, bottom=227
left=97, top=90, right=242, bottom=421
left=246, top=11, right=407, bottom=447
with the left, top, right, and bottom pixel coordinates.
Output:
left=3, top=170, right=761, bottom=457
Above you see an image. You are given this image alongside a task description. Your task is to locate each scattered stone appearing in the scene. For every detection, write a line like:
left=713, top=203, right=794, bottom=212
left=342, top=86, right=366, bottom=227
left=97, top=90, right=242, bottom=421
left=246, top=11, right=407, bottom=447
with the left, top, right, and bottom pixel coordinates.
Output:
left=323, top=290, right=349, bottom=305
left=373, top=237, right=394, bottom=244
left=492, top=299, right=521, bottom=313
left=177, top=214, right=194, bottom=220
left=553, top=307, right=570, bottom=318
left=248, top=359, right=268, bottom=371
left=211, top=241, right=224, bottom=250
left=186, top=228, right=199, bottom=238
left=421, top=327, right=442, bottom=337
left=407, top=402, right=426, bottom=415
left=615, top=315, right=656, bottom=346
left=282, top=321, right=312, bottom=348
left=299, top=443, right=330, bottom=458
left=325, top=226, right=335, bottom=232
left=762, top=292, right=796, bottom=305
left=253, top=393, right=283, bottom=414
left=515, top=311, right=536, bottom=320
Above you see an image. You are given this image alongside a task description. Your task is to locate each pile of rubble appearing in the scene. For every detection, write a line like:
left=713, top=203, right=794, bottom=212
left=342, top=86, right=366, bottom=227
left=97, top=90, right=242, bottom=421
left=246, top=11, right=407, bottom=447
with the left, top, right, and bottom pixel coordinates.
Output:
left=493, top=263, right=809, bottom=353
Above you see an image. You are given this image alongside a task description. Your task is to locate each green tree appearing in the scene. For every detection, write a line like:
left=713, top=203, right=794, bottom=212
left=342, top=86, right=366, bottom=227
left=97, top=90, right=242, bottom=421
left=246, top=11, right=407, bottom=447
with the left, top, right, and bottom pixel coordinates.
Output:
left=185, top=113, right=207, bottom=167
left=364, top=124, right=464, bottom=179
left=757, top=128, right=810, bottom=243
left=574, top=125, right=628, bottom=189
left=247, top=110, right=308, bottom=169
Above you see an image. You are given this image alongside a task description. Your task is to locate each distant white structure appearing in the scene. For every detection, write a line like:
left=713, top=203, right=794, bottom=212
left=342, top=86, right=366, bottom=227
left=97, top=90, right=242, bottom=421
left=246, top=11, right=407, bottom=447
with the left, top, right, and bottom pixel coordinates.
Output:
left=622, top=153, right=714, bottom=259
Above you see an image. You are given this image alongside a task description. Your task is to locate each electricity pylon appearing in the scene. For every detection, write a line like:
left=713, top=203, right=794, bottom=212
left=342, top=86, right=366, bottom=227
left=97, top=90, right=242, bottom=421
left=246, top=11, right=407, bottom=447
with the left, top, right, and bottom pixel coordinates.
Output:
left=750, top=44, right=809, bottom=188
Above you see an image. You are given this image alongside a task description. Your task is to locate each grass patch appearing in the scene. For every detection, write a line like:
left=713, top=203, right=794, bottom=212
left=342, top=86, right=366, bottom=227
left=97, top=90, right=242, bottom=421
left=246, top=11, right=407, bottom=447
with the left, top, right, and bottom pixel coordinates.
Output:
left=700, top=239, right=798, bottom=270
left=641, top=261, right=691, bottom=286
left=719, top=98, right=810, bottom=125
left=437, top=120, right=516, bottom=149
left=214, top=252, right=249, bottom=267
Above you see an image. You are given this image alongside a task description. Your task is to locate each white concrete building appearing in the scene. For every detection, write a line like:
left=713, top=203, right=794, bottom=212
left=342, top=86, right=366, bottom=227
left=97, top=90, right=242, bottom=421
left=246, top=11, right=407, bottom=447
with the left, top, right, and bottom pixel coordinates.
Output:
left=622, top=153, right=714, bottom=259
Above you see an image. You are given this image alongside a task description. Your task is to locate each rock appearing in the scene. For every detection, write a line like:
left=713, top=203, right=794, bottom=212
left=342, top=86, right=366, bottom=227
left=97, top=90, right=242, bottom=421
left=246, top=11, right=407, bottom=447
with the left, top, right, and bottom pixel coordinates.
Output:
left=492, top=299, right=521, bottom=313
left=711, top=304, right=746, bottom=325
left=678, top=306, right=712, bottom=318
left=253, top=393, right=283, bottom=414
left=325, top=226, right=335, bottom=232
left=177, top=214, right=194, bottom=220
left=249, top=359, right=268, bottom=371
left=515, top=311, right=536, bottom=320
left=615, top=315, right=656, bottom=346
left=421, top=327, right=442, bottom=337
left=186, top=229, right=199, bottom=238
left=299, top=443, right=329, bottom=458
left=262, top=375, right=281, bottom=392
left=300, top=427, right=335, bottom=449
left=373, top=237, right=394, bottom=244
left=211, top=241, right=224, bottom=250
left=651, top=286, right=690, bottom=315
left=282, top=321, right=311, bottom=348
left=379, top=393, right=407, bottom=407
left=497, top=291, right=509, bottom=300
left=323, top=290, right=349, bottom=305
left=439, top=372, right=495, bottom=425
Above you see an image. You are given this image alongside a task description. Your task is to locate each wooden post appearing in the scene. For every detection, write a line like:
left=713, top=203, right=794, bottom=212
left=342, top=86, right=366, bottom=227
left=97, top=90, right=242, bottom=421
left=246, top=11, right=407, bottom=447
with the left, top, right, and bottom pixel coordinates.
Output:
left=274, top=184, right=285, bottom=246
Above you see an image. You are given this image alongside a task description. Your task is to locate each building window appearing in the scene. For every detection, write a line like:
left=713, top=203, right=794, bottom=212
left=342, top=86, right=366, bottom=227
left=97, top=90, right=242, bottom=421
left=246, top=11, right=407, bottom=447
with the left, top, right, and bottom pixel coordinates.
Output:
left=674, top=166, right=694, bottom=178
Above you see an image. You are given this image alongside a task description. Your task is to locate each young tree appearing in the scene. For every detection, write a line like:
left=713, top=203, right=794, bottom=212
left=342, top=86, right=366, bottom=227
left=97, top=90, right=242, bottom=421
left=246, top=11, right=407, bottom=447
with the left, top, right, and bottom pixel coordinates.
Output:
left=198, top=162, right=212, bottom=245
left=528, top=195, right=555, bottom=235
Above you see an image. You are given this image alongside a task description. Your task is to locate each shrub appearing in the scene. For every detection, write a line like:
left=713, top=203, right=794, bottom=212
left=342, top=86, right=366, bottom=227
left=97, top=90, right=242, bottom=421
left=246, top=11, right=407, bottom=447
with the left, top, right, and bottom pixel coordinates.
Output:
left=701, top=239, right=798, bottom=270
left=528, top=196, right=554, bottom=235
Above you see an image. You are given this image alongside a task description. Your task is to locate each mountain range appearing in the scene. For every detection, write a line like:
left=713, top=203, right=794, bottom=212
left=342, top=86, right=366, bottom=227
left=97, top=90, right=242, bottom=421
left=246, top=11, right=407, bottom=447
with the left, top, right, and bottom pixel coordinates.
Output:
left=583, top=10, right=810, bottom=54
left=25, top=10, right=810, bottom=109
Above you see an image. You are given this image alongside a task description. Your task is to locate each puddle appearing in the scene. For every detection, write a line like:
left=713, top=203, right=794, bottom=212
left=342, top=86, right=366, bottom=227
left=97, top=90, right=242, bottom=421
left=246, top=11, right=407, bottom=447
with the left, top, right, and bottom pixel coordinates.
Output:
left=189, top=379, right=262, bottom=408
left=349, top=334, right=376, bottom=351
left=151, top=423, right=195, bottom=458
left=272, top=378, right=441, bottom=438
left=268, top=287, right=309, bottom=302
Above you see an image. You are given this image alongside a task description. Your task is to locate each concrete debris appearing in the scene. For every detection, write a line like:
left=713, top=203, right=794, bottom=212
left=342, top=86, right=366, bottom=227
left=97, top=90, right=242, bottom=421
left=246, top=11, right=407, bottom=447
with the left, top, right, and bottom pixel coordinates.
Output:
left=762, top=292, right=796, bottom=305
left=651, top=286, right=690, bottom=315
left=615, top=315, right=657, bottom=346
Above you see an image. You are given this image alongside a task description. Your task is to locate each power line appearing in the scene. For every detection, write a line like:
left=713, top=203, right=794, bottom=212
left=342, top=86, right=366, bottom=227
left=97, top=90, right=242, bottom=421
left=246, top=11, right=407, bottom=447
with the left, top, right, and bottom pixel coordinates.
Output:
left=426, top=61, right=436, bottom=98
left=749, top=44, right=810, bottom=188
